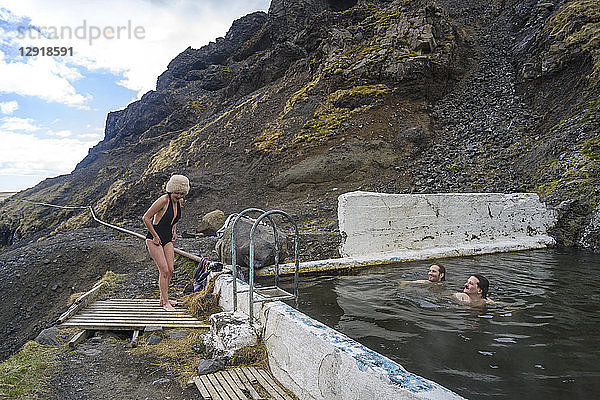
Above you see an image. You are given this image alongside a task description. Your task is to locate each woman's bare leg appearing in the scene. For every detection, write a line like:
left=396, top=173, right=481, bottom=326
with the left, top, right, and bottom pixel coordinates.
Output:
left=146, top=239, right=175, bottom=311
left=163, top=243, right=176, bottom=306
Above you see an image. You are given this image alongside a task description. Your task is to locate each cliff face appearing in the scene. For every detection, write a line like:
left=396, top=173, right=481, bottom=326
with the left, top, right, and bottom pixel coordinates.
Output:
left=0, top=0, right=598, bottom=251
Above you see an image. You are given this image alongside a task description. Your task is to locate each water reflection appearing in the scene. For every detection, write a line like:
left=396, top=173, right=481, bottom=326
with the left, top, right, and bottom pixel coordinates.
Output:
left=290, top=249, right=600, bottom=400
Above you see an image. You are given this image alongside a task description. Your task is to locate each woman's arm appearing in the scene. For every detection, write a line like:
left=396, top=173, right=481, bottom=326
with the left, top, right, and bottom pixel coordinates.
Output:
left=142, top=195, right=167, bottom=245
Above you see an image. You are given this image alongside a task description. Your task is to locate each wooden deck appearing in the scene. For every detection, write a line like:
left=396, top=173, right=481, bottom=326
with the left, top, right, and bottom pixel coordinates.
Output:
left=193, top=366, right=294, bottom=400
left=60, top=299, right=295, bottom=398
left=60, top=298, right=209, bottom=330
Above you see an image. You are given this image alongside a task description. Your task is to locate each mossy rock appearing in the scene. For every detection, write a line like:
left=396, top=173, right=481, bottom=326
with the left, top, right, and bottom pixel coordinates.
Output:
left=583, top=135, right=600, bottom=159
left=542, top=0, right=600, bottom=85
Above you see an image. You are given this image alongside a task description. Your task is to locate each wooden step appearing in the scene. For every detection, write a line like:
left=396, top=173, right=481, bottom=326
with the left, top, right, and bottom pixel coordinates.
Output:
left=59, top=298, right=209, bottom=330
left=193, top=366, right=294, bottom=400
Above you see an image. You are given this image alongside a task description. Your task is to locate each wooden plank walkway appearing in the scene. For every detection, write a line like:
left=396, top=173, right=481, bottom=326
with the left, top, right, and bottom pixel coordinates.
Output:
left=193, top=366, right=294, bottom=400
left=60, top=298, right=209, bottom=330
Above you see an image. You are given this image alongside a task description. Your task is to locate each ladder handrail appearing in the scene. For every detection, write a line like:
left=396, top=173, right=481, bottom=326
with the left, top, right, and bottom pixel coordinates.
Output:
left=230, top=208, right=280, bottom=311
left=249, top=210, right=299, bottom=325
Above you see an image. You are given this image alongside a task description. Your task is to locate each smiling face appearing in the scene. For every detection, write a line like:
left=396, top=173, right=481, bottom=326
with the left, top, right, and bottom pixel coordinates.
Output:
left=463, top=276, right=482, bottom=297
left=171, top=192, right=185, bottom=202
left=428, top=265, right=444, bottom=282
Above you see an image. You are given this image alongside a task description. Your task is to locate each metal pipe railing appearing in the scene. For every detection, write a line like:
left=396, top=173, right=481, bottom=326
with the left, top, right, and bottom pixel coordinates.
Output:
left=6, top=198, right=203, bottom=263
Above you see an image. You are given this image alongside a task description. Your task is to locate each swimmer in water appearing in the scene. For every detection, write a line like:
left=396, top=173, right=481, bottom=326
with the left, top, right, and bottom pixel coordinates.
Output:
left=400, top=263, right=446, bottom=285
left=454, top=274, right=494, bottom=305
left=400, top=263, right=446, bottom=284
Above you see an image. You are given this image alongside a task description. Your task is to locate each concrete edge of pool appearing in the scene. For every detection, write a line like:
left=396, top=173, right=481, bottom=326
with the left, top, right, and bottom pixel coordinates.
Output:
left=259, top=191, right=556, bottom=277
left=258, top=235, right=555, bottom=276
left=214, top=274, right=465, bottom=400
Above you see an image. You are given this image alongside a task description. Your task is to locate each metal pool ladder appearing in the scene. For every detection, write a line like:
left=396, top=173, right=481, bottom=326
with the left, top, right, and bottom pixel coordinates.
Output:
left=231, top=208, right=277, bottom=312
left=231, top=209, right=299, bottom=324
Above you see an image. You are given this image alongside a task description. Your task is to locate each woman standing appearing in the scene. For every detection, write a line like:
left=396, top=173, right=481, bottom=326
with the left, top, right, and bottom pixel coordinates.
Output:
left=142, top=175, right=189, bottom=311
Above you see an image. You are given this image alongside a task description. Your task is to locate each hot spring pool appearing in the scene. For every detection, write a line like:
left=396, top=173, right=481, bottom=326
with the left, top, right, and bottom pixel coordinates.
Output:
left=288, top=248, right=600, bottom=399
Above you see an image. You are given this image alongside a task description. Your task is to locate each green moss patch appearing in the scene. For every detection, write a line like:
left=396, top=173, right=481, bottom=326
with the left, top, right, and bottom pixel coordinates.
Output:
left=449, top=164, right=461, bottom=173
left=583, top=136, right=600, bottom=159
left=535, top=179, right=562, bottom=199
left=189, top=100, right=208, bottom=114
left=295, top=106, right=351, bottom=143
left=0, top=341, right=60, bottom=400
left=294, top=84, right=390, bottom=144
left=543, top=0, right=600, bottom=84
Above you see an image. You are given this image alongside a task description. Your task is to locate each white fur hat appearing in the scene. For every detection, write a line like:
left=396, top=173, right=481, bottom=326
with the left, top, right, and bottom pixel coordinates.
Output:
left=165, top=174, right=190, bottom=195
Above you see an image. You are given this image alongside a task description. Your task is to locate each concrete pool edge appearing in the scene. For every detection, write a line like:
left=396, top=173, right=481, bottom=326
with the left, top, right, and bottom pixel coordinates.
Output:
left=258, top=235, right=555, bottom=276
left=214, top=274, right=465, bottom=400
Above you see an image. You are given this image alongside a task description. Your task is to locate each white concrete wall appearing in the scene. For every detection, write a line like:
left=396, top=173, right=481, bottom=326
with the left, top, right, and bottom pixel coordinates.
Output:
left=214, top=274, right=464, bottom=400
left=338, top=191, right=556, bottom=258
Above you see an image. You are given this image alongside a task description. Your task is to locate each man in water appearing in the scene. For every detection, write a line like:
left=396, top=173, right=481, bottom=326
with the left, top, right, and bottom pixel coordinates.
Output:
left=454, top=274, right=494, bottom=305
left=401, top=263, right=446, bottom=284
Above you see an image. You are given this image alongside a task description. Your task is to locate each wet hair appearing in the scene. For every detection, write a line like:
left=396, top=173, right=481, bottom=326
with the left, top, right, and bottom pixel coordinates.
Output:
left=473, top=274, right=489, bottom=298
left=431, top=263, right=445, bottom=281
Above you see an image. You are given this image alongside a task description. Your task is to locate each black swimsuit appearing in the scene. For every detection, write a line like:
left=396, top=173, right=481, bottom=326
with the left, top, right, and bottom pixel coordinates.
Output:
left=146, top=194, right=181, bottom=246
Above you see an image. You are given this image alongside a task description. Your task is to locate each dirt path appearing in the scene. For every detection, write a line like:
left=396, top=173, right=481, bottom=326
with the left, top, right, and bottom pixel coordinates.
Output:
left=47, top=335, right=199, bottom=400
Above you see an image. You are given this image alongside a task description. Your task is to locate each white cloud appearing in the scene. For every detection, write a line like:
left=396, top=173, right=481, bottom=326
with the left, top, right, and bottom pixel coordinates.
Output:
left=0, top=100, right=19, bottom=114
left=0, top=50, right=91, bottom=108
left=2, top=0, right=271, bottom=98
left=0, top=116, right=39, bottom=131
left=0, top=130, right=97, bottom=177
left=49, top=129, right=71, bottom=137
left=78, top=132, right=103, bottom=140
left=0, top=1, right=271, bottom=191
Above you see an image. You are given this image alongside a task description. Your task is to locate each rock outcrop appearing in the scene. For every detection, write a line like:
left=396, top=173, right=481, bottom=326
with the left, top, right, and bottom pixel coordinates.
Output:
left=1, top=0, right=599, bottom=251
left=196, top=210, right=226, bottom=236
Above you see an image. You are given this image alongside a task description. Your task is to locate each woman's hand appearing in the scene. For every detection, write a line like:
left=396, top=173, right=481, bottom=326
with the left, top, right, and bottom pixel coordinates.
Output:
left=152, top=236, right=162, bottom=246
left=172, top=231, right=177, bottom=242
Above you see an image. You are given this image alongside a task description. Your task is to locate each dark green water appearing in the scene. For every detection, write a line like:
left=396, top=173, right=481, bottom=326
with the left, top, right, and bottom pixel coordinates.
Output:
left=291, top=249, right=600, bottom=399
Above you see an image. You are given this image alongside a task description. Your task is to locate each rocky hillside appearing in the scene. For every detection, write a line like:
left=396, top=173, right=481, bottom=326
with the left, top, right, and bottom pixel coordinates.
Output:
left=1, top=0, right=599, bottom=251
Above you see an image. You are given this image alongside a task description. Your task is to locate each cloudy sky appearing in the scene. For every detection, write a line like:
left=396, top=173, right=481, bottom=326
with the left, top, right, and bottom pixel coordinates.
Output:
left=0, top=0, right=270, bottom=192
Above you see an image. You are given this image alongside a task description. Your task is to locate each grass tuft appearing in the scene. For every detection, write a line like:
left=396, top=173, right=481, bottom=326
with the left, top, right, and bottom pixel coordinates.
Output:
left=182, top=275, right=221, bottom=318
left=0, top=341, right=60, bottom=400
left=230, top=343, right=268, bottom=369
left=130, top=329, right=206, bottom=385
